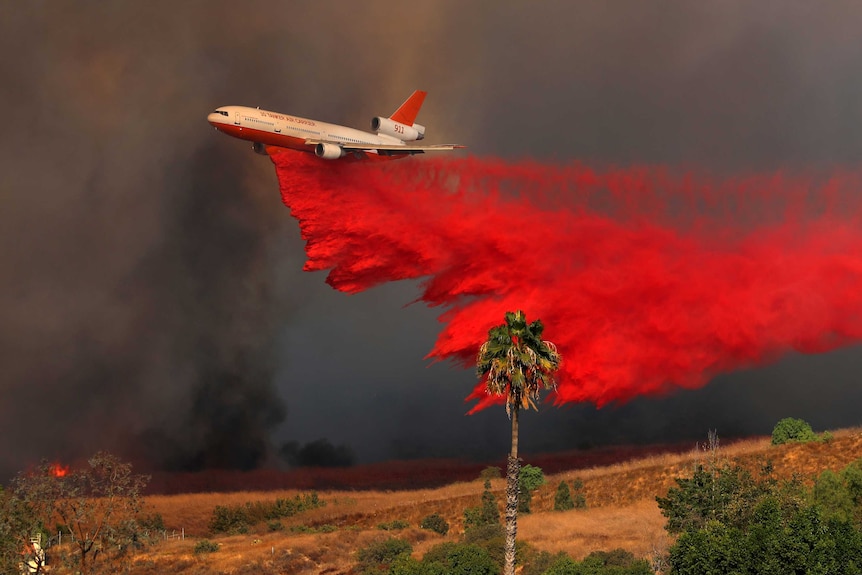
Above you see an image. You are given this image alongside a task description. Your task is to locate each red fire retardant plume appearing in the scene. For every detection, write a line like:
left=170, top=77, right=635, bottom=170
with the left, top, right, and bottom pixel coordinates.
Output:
left=271, top=149, right=862, bottom=413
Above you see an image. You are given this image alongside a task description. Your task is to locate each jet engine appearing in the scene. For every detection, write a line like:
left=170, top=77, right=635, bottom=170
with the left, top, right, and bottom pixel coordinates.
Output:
left=252, top=142, right=268, bottom=155
left=315, top=142, right=346, bottom=160
left=371, top=117, right=425, bottom=141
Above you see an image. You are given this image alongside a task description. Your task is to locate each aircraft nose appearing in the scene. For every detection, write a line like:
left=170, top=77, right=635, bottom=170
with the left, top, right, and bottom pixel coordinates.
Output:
left=207, top=112, right=220, bottom=126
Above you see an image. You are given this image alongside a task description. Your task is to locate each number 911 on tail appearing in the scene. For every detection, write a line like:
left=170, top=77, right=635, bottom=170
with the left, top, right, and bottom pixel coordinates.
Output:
left=207, top=90, right=464, bottom=161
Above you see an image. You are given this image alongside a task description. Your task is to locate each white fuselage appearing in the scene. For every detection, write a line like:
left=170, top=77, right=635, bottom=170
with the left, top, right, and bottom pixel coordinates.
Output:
left=207, top=106, right=405, bottom=154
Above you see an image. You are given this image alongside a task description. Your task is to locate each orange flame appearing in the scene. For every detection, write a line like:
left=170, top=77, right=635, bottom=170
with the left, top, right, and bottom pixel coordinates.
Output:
left=49, top=462, right=69, bottom=478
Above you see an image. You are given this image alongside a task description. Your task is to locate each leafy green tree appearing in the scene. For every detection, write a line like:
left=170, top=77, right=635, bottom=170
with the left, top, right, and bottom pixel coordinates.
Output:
left=356, top=537, right=412, bottom=574
left=517, top=465, right=545, bottom=514
left=812, top=469, right=856, bottom=523
left=661, top=458, right=862, bottom=574
left=572, top=478, right=587, bottom=509
left=420, top=513, right=449, bottom=535
left=476, top=310, right=561, bottom=575
left=771, top=417, right=817, bottom=445
left=554, top=481, right=574, bottom=511
left=465, top=479, right=501, bottom=532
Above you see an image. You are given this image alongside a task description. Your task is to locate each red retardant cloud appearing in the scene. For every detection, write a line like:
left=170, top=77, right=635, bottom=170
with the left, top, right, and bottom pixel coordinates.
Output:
left=270, top=149, right=862, bottom=413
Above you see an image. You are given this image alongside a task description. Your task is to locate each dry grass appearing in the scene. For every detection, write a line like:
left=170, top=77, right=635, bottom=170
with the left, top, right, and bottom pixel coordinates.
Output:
left=99, top=428, right=862, bottom=573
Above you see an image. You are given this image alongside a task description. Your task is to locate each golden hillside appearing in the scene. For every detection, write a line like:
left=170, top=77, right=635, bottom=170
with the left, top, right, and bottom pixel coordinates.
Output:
left=127, top=428, right=862, bottom=574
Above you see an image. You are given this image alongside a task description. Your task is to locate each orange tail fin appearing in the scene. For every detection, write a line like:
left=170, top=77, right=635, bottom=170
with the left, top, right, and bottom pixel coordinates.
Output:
left=389, top=90, right=427, bottom=125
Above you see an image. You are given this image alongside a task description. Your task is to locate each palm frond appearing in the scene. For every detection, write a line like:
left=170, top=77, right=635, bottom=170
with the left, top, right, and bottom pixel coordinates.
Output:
left=475, top=310, right=563, bottom=414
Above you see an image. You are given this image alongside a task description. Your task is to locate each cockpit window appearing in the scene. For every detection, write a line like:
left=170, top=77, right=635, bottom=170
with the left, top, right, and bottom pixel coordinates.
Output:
left=213, top=110, right=229, bottom=116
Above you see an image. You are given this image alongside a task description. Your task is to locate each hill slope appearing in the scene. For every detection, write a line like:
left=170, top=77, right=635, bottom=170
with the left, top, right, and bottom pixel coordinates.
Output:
left=131, top=429, right=862, bottom=574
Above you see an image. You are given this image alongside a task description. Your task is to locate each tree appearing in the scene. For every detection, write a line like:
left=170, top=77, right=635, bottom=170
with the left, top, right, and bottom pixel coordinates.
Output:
left=15, top=452, right=149, bottom=575
left=0, top=485, right=46, bottom=575
left=465, top=479, right=501, bottom=533
left=771, top=417, right=817, bottom=445
left=554, top=481, right=574, bottom=511
left=476, top=310, right=561, bottom=575
left=660, top=459, right=862, bottom=574
left=518, top=464, right=545, bottom=513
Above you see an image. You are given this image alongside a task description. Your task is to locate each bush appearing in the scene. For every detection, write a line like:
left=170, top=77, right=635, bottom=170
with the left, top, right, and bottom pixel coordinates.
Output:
left=377, top=519, right=409, bottom=531
left=521, top=550, right=565, bottom=575
left=582, top=549, right=652, bottom=573
left=137, top=513, right=165, bottom=532
left=267, top=521, right=284, bottom=532
left=194, top=539, right=219, bottom=555
left=572, top=478, right=587, bottom=509
left=289, top=523, right=336, bottom=534
left=356, top=537, right=412, bottom=573
left=661, top=459, right=862, bottom=574
left=420, top=513, right=449, bottom=535
left=518, top=464, right=545, bottom=514
left=209, top=505, right=249, bottom=535
left=541, top=549, right=653, bottom=574
left=519, top=464, right=546, bottom=493
left=421, top=542, right=498, bottom=575
left=209, top=493, right=325, bottom=534
left=464, top=480, right=500, bottom=532
left=771, top=417, right=817, bottom=445
left=554, top=481, right=574, bottom=511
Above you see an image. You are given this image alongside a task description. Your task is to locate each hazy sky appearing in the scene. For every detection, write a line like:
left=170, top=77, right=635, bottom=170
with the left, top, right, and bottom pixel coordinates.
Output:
left=3, top=1, right=862, bottom=479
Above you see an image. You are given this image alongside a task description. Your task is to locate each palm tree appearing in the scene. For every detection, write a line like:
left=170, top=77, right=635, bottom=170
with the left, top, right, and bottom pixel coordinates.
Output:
left=476, top=310, right=562, bottom=575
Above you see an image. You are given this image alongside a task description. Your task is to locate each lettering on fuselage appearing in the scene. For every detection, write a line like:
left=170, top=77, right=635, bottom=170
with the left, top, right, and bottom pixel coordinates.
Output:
left=260, top=110, right=315, bottom=126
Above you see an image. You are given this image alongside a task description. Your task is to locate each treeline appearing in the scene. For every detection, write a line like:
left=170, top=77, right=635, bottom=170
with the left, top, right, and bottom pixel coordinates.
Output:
left=658, top=457, right=862, bottom=574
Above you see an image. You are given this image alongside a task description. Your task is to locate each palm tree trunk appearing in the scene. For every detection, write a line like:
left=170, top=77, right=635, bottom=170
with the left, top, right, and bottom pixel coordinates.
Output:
left=504, top=406, right=520, bottom=575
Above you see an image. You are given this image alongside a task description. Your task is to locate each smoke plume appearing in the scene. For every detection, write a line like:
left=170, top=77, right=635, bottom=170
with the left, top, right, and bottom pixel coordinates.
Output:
left=273, top=149, right=862, bottom=412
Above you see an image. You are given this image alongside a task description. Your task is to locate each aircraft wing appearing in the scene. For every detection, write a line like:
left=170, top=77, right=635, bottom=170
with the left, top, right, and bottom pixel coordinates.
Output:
left=304, top=139, right=464, bottom=156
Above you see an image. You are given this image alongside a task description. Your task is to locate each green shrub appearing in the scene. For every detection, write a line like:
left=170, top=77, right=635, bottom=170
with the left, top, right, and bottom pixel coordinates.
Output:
left=517, top=465, right=545, bottom=514
left=137, top=513, right=165, bottom=532
left=479, top=466, right=502, bottom=480
left=519, top=464, right=545, bottom=493
left=389, top=553, right=424, bottom=575
left=423, top=542, right=462, bottom=564
left=209, top=493, right=325, bottom=534
left=542, top=549, right=651, bottom=574
left=661, top=459, right=862, bottom=574
left=193, top=539, right=219, bottom=555
left=377, top=519, right=409, bottom=531
left=464, top=523, right=504, bottom=545
left=572, top=478, right=587, bottom=509
left=464, top=480, right=500, bottom=532
left=209, top=505, right=249, bottom=535
left=543, top=553, right=578, bottom=575
left=441, top=543, right=498, bottom=575
left=356, top=537, right=412, bottom=573
left=420, top=513, right=449, bottom=535
left=771, top=417, right=817, bottom=445
left=421, top=542, right=497, bottom=575
left=521, top=550, right=566, bottom=575
left=267, top=521, right=284, bottom=532
left=289, top=523, right=336, bottom=534
left=554, top=481, right=574, bottom=511
left=581, top=549, right=652, bottom=573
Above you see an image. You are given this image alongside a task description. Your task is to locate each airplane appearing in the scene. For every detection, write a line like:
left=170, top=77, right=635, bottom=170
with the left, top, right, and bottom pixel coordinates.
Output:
left=206, top=90, right=464, bottom=160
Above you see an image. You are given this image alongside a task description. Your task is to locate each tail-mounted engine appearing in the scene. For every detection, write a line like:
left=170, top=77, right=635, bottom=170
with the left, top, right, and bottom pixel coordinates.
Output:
left=371, top=117, right=425, bottom=141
